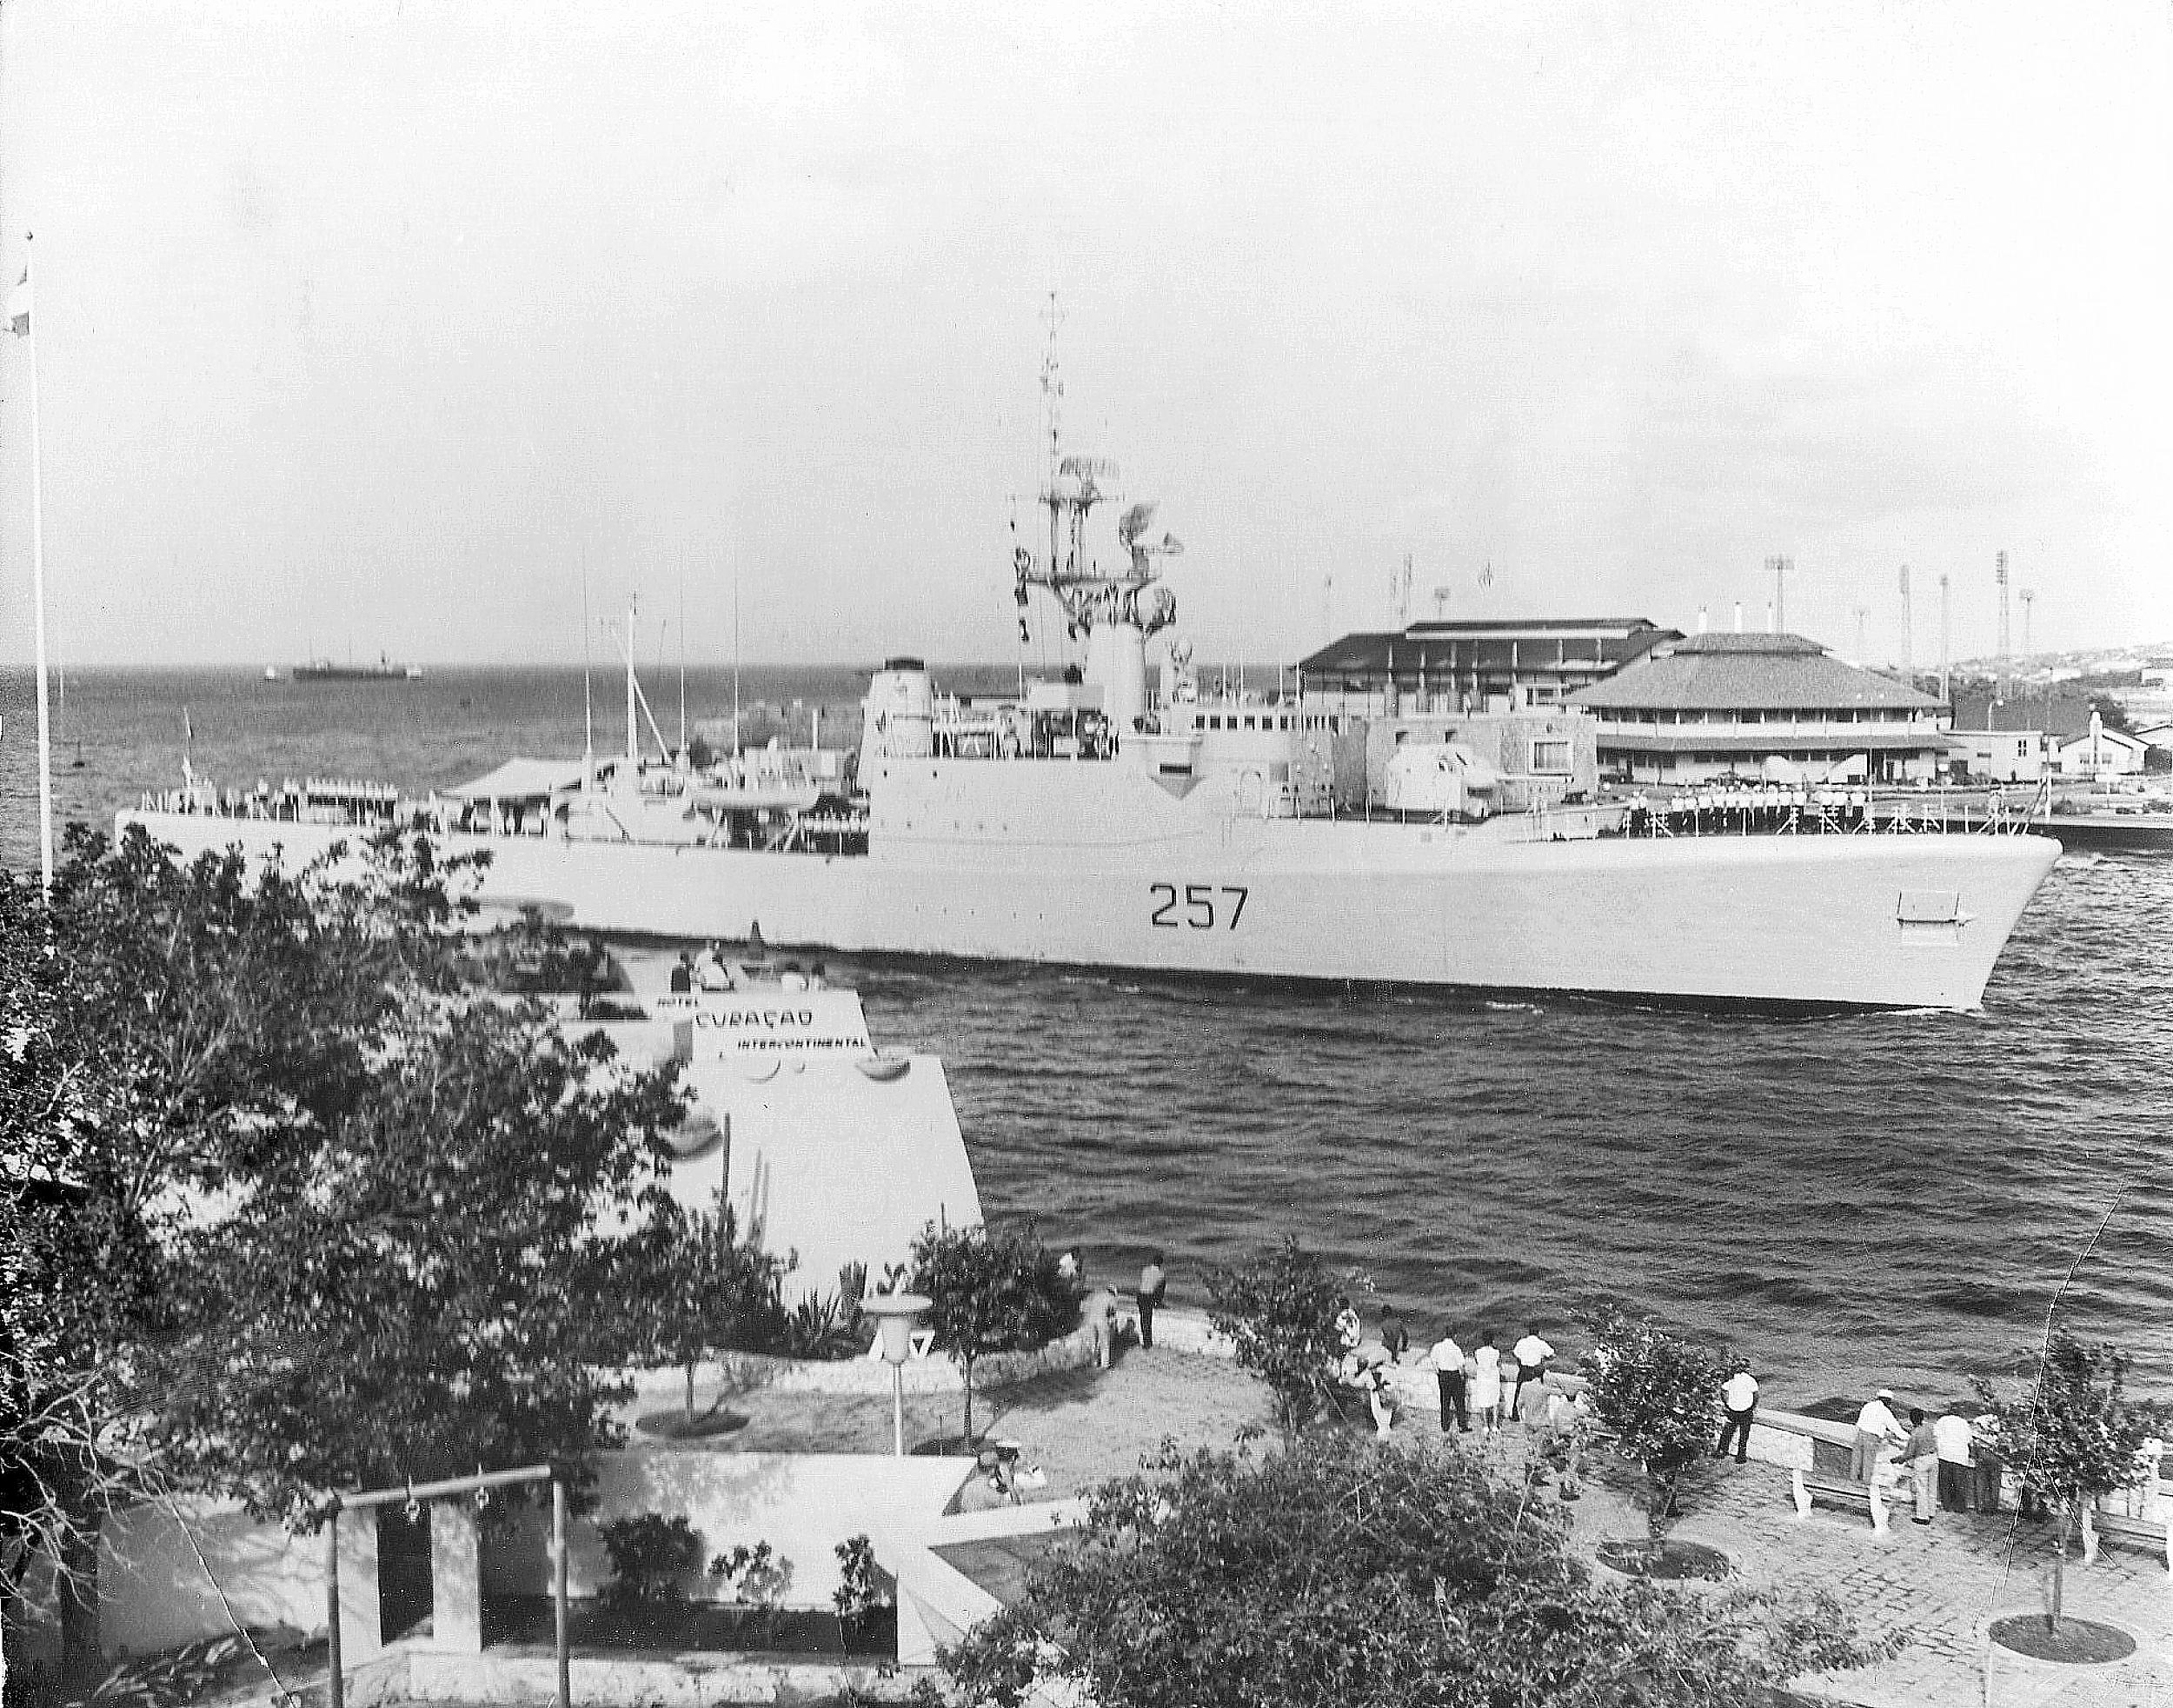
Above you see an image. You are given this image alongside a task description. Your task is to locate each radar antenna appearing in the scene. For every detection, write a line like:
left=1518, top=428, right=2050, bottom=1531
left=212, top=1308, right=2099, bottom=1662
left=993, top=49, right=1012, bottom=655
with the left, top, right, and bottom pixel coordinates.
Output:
left=1010, top=302, right=1181, bottom=644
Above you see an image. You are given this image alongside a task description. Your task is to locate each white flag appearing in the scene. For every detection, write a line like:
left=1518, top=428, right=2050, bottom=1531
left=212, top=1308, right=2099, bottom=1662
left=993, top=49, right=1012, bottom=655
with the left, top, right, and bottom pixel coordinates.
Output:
left=6, top=269, right=27, bottom=337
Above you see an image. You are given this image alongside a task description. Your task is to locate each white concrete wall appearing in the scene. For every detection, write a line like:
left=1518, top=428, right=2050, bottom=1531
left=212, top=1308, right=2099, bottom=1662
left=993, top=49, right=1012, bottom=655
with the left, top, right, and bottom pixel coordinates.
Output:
left=481, top=1449, right=973, bottom=1610
left=96, top=1499, right=381, bottom=1663
left=666, top=1053, right=982, bottom=1305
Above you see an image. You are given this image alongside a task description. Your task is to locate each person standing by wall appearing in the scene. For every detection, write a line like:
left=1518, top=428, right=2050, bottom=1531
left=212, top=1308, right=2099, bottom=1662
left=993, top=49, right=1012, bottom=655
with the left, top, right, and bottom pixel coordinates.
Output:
left=1715, top=1361, right=1759, bottom=1464
left=1851, top=1389, right=1905, bottom=1484
left=1471, top=1332, right=1504, bottom=1436
left=1429, top=1326, right=1468, bottom=1433
left=1899, top=1407, right=1940, bottom=1525
left=1510, top=1327, right=1556, bottom=1421
left=1136, top=1250, right=1166, bottom=1351
left=1932, top=1407, right=1977, bottom=1512
left=1087, top=1285, right=1121, bottom=1370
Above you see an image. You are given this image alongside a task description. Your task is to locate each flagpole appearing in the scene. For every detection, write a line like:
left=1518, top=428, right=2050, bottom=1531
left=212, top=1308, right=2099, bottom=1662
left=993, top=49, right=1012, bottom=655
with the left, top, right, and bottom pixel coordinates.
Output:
left=23, top=236, right=54, bottom=895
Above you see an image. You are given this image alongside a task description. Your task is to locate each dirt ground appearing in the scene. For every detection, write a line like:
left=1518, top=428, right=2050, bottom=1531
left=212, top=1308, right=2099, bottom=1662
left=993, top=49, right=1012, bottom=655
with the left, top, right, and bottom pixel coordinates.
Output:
left=619, top=1342, right=1276, bottom=1494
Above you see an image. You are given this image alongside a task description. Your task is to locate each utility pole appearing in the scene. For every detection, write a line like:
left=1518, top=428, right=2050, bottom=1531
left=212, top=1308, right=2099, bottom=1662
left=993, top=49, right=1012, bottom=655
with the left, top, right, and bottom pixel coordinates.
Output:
left=1898, top=566, right=1913, bottom=677
left=1995, top=550, right=2011, bottom=661
left=1852, top=605, right=1869, bottom=662
left=2019, top=587, right=2036, bottom=655
left=1322, top=574, right=1333, bottom=643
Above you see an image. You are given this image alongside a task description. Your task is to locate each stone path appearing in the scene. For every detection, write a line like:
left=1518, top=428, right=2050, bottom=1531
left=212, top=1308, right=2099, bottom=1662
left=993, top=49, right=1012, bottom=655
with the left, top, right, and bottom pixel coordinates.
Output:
left=1467, top=1430, right=2172, bottom=1708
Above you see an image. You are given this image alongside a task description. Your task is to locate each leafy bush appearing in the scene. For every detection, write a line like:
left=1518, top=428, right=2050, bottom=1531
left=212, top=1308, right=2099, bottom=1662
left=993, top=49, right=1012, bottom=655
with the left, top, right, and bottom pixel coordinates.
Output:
left=777, top=1265, right=872, bottom=1360
left=908, top=1218, right=1080, bottom=1440
left=833, top=1533, right=892, bottom=1636
left=938, top=1436, right=1891, bottom=1708
left=1973, top=1329, right=2162, bottom=1626
left=598, top=1512, right=706, bottom=1610
left=709, top=1539, right=794, bottom=1646
left=600, top=1193, right=794, bottom=1417
left=1584, top=1309, right=1727, bottom=1539
left=1206, top=1235, right=1370, bottom=1439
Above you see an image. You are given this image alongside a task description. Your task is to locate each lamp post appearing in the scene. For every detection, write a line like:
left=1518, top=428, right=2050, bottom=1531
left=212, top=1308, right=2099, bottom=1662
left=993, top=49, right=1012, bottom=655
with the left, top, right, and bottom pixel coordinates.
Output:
left=862, top=1292, right=932, bottom=1457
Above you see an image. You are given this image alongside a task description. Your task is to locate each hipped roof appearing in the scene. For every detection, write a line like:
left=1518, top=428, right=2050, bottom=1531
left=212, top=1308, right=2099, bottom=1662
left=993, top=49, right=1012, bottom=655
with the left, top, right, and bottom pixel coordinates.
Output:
left=1568, top=633, right=1942, bottom=712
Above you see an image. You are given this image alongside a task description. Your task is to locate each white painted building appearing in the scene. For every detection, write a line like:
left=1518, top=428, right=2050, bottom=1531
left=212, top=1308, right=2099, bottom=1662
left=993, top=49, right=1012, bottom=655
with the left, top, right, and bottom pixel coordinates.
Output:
left=2055, top=714, right=2152, bottom=781
left=1951, top=728, right=2054, bottom=784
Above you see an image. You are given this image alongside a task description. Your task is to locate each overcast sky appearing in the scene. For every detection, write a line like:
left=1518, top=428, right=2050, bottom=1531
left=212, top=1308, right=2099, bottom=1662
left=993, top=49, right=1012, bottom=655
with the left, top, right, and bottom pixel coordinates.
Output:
left=2, top=1, right=2167, bottom=669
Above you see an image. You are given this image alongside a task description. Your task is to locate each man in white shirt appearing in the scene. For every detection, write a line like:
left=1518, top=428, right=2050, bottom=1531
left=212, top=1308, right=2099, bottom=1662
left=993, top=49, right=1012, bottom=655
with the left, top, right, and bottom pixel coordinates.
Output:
left=1716, top=1363, right=1759, bottom=1464
left=1851, top=1389, right=1906, bottom=1484
left=1932, top=1409, right=1977, bottom=1512
left=692, top=940, right=731, bottom=991
left=1510, top=1330, right=1555, bottom=1421
left=1429, top=1329, right=1468, bottom=1434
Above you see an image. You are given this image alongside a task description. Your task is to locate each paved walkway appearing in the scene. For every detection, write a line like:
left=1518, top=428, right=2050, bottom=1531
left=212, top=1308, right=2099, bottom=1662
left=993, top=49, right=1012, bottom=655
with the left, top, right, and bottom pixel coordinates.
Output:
left=1540, top=1445, right=2173, bottom=1707
left=642, top=1343, right=2170, bottom=1706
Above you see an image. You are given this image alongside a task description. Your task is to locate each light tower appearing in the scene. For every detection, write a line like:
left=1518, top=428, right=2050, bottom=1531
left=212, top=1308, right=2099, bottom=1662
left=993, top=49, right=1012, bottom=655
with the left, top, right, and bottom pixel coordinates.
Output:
left=1432, top=585, right=1452, bottom=620
left=1937, top=571, right=1951, bottom=707
left=1996, top=550, right=2010, bottom=660
left=1764, top=555, right=1791, bottom=632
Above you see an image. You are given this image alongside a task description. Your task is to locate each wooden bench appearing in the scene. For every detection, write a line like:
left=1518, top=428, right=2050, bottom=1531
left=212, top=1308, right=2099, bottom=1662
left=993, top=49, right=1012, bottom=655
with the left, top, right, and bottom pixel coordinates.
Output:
left=1791, top=1468, right=1890, bottom=1537
left=2081, top=1507, right=2171, bottom=1575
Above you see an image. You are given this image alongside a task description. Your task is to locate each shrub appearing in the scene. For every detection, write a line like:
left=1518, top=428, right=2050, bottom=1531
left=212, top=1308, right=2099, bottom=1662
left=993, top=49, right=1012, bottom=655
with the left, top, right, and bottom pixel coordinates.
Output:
left=938, top=1437, right=1891, bottom=1708
left=1583, top=1309, right=1727, bottom=1539
left=908, top=1218, right=1079, bottom=1441
left=778, top=1264, right=872, bottom=1360
left=833, top=1533, right=892, bottom=1638
left=1206, top=1235, right=1370, bottom=1439
left=1973, top=1330, right=2160, bottom=1628
left=597, top=1512, right=705, bottom=1611
left=709, top=1540, right=794, bottom=1646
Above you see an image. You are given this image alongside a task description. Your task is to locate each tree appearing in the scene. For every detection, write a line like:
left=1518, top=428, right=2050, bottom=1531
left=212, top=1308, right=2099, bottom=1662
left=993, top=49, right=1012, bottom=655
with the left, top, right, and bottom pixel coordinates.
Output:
left=1206, top=1235, right=1367, bottom=1441
left=157, top=1000, right=685, bottom=1522
left=907, top=1220, right=1073, bottom=1445
left=1584, top=1310, right=1728, bottom=1543
left=609, top=1193, right=793, bottom=1423
left=939, top=1437, right=1887, bottom=1708
left=1, top=824, right=686, bottom=1674
left=1973, top=1330, right=2156, bottom=1631
left=3, top=823, right=476, bottom=1679
left=0, top=894, right=171, bottom=1688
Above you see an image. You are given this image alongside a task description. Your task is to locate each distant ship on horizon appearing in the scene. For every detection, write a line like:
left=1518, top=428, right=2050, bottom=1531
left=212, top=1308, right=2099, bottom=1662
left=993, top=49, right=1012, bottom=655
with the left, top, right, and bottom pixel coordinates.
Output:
left=289, top=653, right=423, bottom=682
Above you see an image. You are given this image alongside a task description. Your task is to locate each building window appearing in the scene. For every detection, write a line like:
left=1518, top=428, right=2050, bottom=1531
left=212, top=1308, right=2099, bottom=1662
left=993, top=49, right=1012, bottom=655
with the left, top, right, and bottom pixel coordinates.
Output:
left=1531, top=740, right=1572, bottom=774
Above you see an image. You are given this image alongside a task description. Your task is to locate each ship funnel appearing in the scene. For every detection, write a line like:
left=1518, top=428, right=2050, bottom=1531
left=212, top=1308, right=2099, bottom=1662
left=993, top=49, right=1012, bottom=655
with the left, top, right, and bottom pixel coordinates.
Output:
left=1733, top=601, right=1744, bottom=633
left=1698, top=605, right=1709, bottom=634
left=861, top=660, right=934, bottom=762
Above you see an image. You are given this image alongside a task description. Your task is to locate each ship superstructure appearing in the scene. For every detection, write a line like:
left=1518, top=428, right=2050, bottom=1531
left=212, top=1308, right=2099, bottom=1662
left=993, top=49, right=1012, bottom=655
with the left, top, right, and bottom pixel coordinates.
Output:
left=123, top=339, right=2061, bottom=1012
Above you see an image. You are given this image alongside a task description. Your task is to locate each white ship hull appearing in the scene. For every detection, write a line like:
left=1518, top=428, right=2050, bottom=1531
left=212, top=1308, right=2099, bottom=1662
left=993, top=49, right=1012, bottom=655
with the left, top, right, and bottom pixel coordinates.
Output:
left=120, top=756, right=2061, bottom=1012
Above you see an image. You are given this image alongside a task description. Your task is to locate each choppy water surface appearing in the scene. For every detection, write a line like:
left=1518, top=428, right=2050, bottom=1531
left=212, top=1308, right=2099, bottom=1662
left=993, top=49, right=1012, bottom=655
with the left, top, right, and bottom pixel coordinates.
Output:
left=6, top=666, right=2169, bottom=1407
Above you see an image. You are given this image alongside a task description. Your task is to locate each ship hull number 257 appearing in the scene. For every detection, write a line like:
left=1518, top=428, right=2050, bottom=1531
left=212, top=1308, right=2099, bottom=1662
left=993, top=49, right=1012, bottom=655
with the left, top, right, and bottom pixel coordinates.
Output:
left=1148, top=883, right=1250, bottom=930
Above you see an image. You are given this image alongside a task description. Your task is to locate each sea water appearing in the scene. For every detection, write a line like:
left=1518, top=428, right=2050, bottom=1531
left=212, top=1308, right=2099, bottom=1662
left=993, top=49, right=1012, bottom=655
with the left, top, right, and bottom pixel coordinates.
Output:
left=5, top=664, right=2168, bottom=1407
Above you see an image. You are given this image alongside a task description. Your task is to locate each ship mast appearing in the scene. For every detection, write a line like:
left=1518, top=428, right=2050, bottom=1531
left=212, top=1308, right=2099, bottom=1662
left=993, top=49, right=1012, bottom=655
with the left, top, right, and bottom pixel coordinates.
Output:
left=1013, top=302, right=1182, bottom=728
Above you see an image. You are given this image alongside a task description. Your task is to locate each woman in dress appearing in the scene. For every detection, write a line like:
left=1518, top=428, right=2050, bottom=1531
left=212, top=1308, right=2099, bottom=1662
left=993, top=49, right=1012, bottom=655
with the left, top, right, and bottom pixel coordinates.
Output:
left=1470, top=1331, right=1504, bottom=1434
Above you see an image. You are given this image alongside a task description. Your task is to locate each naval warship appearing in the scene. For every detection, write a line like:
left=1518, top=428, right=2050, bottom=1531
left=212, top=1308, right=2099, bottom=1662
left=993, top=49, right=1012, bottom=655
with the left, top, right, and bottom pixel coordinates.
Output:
left=123, top=376, right=2059, bottom=1012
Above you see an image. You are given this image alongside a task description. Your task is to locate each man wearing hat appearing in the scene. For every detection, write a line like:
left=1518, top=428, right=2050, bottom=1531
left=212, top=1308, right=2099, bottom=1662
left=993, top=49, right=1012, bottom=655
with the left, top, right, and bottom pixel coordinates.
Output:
left=1851, top=1388, right=1907, bottom=1485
